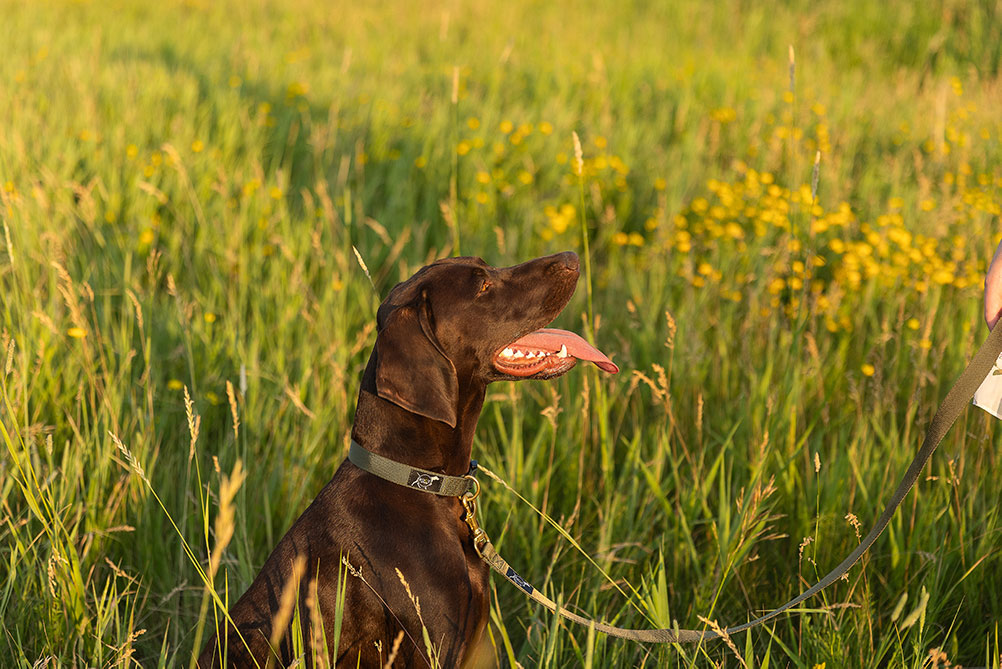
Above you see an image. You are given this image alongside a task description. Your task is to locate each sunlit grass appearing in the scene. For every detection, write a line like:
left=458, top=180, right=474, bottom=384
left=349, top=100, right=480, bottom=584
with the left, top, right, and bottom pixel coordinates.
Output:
left=2, top=0, right=1002, bottom=667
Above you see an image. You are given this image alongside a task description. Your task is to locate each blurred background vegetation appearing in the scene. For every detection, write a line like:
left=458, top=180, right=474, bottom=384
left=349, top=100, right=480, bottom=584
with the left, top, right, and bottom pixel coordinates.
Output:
left=2, top=0, right=1001, bottom=666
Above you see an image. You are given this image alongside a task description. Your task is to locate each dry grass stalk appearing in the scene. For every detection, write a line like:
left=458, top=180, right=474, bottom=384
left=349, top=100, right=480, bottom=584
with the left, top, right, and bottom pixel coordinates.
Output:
left=265, top=554, right=307, bottom=669
left=395, top=568, right=421, bottom=618
left=208, top=460, right=245, bottom=581
left=226, top=380, right=240, bottom=441
left=183, top=386, right=201, bottom=461
left=697, top=616, right=748, bottom=669
left=2, top=219, right=13, bottom=270
left=305, top=578, right=330, bottom=669
left=4, top=336, right=14, bottom=377
left=110, top=431, right=149, bottom=485
left=382, top=630, right=405, bottom=669
left=664, top=310, right=677, bottom=350
left=572, top=131, right=583, bottom=176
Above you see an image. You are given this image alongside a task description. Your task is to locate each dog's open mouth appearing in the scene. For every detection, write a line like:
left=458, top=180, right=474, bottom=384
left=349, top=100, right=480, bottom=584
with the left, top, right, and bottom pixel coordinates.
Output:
left=493, top=328, right=619, bottom=378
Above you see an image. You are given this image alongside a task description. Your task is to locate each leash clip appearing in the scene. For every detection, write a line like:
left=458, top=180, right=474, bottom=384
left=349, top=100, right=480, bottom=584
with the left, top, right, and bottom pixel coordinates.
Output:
left=461, top=475, right=489, bottom=557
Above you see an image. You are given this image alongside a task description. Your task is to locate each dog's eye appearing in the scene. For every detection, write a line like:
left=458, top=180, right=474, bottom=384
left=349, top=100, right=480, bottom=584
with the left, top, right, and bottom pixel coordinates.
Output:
left=477, top=279, right=491, bottom=296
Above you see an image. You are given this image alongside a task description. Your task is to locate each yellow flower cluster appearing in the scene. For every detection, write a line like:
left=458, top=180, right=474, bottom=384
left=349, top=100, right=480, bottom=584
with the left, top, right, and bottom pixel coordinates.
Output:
left=543, top=203, right=576, bottom=237
left=663, top=161, right=999, bottom=328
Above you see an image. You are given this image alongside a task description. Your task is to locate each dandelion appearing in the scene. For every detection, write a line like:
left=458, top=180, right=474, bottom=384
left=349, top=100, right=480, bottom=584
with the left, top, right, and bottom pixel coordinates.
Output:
left=286, top=81, right=308, bottom=99
left=932, top=269, right=955, bottom=284
left=499, top=120, right=513, bottom=134
left=539, top=121, right=553, bottom=135
left=243, top=178, right=261, bottom=197
left=67, top=327, right=87, bottom=339
left=861, top=363, right=875, bottom=377
left=203, top=312, right=216, bottom=324
left=167, top=379, right=183, bottom=391
left=414, top=156, right=427, bottom=168
left=710, top=107, right=737, bottom=123
left=466, top=117, right=480, bottom=130
left=456, top=140, right=471, bottom=155
left=191, top=139, right=204, bottom=153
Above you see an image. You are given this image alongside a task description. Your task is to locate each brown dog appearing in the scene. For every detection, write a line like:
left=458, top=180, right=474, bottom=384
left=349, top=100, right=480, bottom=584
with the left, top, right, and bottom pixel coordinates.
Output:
left=198, top=252, right=617, bottom=667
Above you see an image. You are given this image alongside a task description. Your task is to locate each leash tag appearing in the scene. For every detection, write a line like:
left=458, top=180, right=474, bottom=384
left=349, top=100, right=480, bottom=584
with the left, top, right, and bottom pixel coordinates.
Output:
left=973, top=352, right=1002, bottom=420
left=505, top=567, right=534, bottom=595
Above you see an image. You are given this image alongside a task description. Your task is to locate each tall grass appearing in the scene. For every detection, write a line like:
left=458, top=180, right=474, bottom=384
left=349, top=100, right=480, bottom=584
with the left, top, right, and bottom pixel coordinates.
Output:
left=2, top=0, right=1002, bottom=666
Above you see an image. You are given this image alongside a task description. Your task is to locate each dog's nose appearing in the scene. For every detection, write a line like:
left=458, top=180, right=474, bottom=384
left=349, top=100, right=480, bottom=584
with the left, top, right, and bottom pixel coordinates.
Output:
left=554, top=251, right=579, bottom=273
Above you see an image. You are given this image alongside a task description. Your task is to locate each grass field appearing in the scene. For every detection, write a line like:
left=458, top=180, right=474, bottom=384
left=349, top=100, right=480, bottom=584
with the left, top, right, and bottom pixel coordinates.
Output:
left=3, top=0, right=1002, bottom=666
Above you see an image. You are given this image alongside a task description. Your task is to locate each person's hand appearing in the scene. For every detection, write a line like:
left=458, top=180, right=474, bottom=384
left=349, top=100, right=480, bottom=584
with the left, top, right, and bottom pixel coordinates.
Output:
left=986, top=238, right=1002, bottom=330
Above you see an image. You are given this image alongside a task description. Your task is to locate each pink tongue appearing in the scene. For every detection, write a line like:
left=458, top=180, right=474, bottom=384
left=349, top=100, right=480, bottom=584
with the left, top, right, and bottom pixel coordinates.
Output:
left=511, top=328, right=619, bottom=373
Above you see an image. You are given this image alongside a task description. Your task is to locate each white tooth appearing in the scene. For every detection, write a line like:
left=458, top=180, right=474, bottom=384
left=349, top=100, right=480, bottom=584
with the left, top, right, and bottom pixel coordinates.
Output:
left=512, top=350, right=524, bottom=359
left=502, top=347, right=514, bottom=358
left=558, top=345, right=568, bottom=358
left=526, top=351, right=538, bottom=359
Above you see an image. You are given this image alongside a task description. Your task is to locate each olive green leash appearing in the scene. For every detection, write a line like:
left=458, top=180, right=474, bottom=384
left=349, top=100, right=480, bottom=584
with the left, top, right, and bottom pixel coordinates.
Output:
left=349, top=322, right=1002, bottom=643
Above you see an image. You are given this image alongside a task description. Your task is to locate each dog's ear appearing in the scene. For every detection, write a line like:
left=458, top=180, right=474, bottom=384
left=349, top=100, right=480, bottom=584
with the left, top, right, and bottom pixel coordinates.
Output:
left=374, top=294, right=459, bottom=428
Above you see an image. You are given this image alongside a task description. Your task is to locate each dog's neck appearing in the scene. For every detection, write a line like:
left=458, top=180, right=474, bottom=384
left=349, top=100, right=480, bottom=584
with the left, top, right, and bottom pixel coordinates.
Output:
left=351, top=384, right=486, bottom=478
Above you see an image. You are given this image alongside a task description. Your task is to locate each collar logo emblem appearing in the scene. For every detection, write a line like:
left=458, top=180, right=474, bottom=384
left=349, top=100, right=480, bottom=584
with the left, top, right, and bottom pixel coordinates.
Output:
left=408, top=472, right=441, bottom=491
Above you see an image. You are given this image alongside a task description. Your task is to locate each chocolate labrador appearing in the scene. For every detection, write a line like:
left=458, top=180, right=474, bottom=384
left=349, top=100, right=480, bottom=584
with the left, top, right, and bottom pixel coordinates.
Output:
left=198, top=251, right=617, bottom=668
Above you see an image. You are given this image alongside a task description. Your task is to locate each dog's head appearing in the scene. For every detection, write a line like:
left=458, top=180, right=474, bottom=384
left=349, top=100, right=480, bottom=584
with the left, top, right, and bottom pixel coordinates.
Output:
left=372, top=252, right=617, bottom=427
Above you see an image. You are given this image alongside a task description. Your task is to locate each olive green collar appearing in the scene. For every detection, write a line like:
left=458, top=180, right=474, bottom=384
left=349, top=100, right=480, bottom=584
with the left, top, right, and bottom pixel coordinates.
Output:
left=348, top=440, right=477, bottom=497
